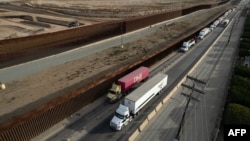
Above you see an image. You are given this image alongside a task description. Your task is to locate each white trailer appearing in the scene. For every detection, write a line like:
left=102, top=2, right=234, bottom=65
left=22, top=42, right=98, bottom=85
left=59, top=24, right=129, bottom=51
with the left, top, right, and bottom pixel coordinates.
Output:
left=110, top=73, right=168, bottom=130
left=213, top=20, right=220, bottom=27
left=198, top=28, right=210, bottom=39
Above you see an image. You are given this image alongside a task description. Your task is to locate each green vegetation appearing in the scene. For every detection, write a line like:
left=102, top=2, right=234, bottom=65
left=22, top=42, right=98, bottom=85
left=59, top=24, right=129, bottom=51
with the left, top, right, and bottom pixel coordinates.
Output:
left=231, top=75, right=250, bottom=88
left=241, top=32, right=250, bottom=39
left=239, top=48, right=250, bottom=57
left=239, top=20, right=250, bottom=57
left=224, top=103, right=250, bottom=125
left=234, top=65, right=250, bottom=79
left=239, top=42, right=250, bottom=50
left=230, top=86, right=250, bottom=107
left=223, top=14, right=250, bottom=125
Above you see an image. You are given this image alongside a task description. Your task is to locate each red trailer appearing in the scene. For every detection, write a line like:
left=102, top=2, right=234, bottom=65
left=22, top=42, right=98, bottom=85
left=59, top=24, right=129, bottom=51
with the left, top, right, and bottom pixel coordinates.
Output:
left=106, top=66, right=149, bottom=103
left=117, top=66, right=149, bottom=92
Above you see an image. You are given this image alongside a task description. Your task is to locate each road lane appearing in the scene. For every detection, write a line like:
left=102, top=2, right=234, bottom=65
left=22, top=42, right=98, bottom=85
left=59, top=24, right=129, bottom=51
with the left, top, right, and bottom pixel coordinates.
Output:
left=37, top=11, right=230, bottom=141
left=135, top=1, right=247, bottom=141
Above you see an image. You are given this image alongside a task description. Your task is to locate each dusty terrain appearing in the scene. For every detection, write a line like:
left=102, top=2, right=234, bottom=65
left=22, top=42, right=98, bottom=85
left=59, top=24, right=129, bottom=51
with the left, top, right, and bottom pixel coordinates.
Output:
left=0, top=2, right=230, bottom=124
left=0, top=0, right=220, bottom=39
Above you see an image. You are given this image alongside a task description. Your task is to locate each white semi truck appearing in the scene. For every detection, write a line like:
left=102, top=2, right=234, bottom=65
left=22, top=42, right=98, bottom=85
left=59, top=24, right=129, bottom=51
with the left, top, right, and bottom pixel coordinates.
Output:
left=110, top=73, right=168, bottom=130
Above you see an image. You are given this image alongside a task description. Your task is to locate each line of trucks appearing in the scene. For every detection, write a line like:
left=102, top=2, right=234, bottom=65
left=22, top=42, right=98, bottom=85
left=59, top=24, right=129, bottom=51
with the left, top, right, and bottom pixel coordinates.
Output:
left=179, top=9, right=232, bottom=53
left=198, top=9, right=232, bottom=40
left=108, top=8, right=233, bottom=131
left=106, top=66, right=168, bottom=130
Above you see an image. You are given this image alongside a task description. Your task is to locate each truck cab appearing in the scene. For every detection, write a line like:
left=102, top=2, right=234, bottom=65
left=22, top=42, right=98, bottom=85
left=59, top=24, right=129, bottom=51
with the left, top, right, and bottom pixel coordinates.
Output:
left=110, top=104, right=132, bottom=130
left=180, top=39, right=195, bottom=52
left=222, top=19, right=229, bottom=27
left=209, top=24, right=215, bottom=31
left=106, top=83, right=122, bottom=103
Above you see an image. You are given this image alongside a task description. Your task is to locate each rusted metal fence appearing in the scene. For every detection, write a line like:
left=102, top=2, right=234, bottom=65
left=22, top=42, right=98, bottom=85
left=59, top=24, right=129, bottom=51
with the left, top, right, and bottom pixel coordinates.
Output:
left=0, top=3, right=231, bottom=141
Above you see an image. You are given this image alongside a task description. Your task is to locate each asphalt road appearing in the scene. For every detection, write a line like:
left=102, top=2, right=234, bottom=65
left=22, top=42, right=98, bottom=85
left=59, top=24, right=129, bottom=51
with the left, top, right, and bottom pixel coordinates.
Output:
left=31, top=4, right=240, bottom=141
left=135, top=1, right=248, bottom=141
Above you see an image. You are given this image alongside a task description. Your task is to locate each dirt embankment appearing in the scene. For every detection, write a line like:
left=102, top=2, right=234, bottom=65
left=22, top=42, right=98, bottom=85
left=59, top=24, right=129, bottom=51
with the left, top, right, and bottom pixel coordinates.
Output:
left=0, top=0, right=221, bottom=39
left=0, top=3, right=230, bottom=124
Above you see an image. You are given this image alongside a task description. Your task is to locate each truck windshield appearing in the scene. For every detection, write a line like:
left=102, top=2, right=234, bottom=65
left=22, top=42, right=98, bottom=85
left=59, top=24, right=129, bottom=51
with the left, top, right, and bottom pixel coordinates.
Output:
left=115, top=112, right=125, bottom=119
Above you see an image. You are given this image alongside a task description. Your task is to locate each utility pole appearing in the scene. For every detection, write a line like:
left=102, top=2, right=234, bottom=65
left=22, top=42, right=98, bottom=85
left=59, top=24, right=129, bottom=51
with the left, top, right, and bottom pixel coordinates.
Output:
left=175, top=75, right=206, bottom=141
left=120, top=22, right=124, bottom=48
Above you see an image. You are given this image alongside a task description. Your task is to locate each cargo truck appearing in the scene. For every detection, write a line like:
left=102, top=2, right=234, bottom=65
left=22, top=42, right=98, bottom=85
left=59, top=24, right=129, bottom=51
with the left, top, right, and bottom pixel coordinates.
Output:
left=222, top=19, right=229, bottom=27
left=210, top=20, right=220, bottom=31
left=198, top=28, right=210, bottom=39
left=110, top=73, right=168, bottom=130
left=106, top=66, right=149, bottom=103
left=179, top=39, right=196, bottom=52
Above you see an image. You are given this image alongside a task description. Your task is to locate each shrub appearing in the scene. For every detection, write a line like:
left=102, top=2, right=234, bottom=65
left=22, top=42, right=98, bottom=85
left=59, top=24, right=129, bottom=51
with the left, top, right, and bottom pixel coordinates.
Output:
left=239, top=48, right=250, bottom=57
left=230, top=86, right=250, bottom=107
left=241, top=32, right=250, bottom=39
left=239, top=41, right=250, bottom=49
left=234, top=65, right=250, bottom=79
left=231, top=75, right=250, bottom=88
left=224, top=103, right=250, bottom=125
left=241, top=38, right=250, bottom=44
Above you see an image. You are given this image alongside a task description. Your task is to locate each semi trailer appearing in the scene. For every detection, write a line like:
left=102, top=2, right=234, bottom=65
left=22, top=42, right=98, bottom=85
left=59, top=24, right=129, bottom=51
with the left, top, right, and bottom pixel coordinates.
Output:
left=110, top=73, right=168, bottom=130
left=106, top=66, right=149, bottom=103
left=198, top=28, right=210, bottom=39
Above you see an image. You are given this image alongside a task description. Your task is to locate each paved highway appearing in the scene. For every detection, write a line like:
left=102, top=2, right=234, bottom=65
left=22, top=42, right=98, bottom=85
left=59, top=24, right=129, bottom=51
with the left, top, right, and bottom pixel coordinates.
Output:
left=31, top=4, right=240, bottom=141
left=135, top=1, right=248, bottom=141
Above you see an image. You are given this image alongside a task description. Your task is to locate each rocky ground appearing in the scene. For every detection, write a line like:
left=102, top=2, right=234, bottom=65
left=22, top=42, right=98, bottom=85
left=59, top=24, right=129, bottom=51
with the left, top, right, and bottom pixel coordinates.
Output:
left=0, top=1, right=230, bottom=124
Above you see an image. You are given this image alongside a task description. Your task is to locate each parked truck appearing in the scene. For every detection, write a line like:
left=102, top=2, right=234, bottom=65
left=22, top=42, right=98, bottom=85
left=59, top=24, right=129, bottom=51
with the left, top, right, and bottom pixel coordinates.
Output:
left=198, top=28, right=210, bottom=39
left=106, top=66, right=149, bottom=103
left=110, top=73, right=168, bottom=130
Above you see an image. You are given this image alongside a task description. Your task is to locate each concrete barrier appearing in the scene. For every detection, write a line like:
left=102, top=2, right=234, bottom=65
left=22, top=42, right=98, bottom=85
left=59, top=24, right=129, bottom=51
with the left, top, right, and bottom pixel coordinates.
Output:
left=128, top=129, right=140, bottom=141
left=155, top=102, right=163, bottom=112
left=163, top=85, right=180, bottom=104
left=139, top=119, right=149, bottom=132
left=147, top=110, right=156, bottom=121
